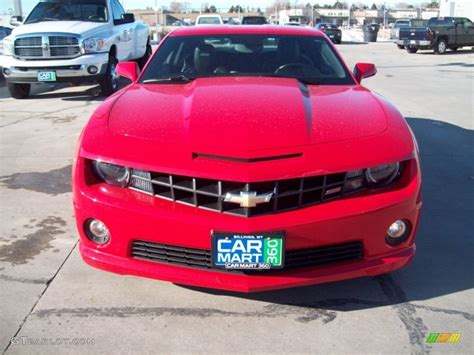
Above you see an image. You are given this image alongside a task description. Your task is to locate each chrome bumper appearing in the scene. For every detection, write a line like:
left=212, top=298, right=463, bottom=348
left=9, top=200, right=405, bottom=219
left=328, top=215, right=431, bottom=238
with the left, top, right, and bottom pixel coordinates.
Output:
left=0, top=53, right=109, bottom=83
left=400, top=40, right=431, bottom=46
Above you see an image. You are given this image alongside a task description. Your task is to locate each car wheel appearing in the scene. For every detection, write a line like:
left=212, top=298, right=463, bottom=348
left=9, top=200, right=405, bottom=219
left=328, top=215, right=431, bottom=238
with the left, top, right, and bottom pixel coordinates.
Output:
left=435, top=39, right=447, bottom=54
left=137, top=42, right=152, bottom=69
left=406, top=47, right=418, bottom=54
left=397, top=44, right=405, bottom=49
left=100, top=54, right=119, bottom=96
left=7, top=82, right=31, bottom=99
left=336, top=39, right=341, bottom=44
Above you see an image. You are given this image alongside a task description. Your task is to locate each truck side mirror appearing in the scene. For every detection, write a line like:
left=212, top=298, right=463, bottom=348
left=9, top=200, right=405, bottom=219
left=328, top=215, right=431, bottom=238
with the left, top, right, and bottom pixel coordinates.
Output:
left=10, top=16, right=23, bottom=26
left=116, top=62, right=139, bottom=82
left=122, top=13, right=135, bottom=24
left=353, top=63, right=377, bottom=83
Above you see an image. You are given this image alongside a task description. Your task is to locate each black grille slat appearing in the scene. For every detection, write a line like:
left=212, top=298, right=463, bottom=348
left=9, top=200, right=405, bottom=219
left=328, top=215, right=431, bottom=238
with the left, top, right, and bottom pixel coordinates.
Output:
left=131, top=240, right=364, bottom=272
left=129, top=168, right=371, bottom=217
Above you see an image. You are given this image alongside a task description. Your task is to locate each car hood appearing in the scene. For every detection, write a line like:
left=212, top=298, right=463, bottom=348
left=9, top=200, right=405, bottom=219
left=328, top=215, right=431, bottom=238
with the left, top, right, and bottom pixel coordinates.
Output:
left=12, top=21, right=109, bottom=38
left=108, top=77, right=387, bottom=156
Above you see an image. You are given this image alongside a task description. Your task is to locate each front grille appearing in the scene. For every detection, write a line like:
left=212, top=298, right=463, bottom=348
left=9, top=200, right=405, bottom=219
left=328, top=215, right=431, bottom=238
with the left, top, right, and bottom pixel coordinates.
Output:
left=129, top=169, right=366, bottom=217
left=14, top=35, right=81, bottom=59
left=50, top=46, right=81, bottom=57
left=14, top=65, right=82, bottom=71
left=15, top=47, right=43, bottom=57
left=131, top=240, right=364, bottom=272
left=49, top=36, right=79, bottom=46
left=15, top=37, right=42, bottom=46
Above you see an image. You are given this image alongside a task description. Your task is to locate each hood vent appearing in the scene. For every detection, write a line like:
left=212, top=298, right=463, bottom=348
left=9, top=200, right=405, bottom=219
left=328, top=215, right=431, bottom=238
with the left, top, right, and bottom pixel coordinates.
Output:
left=192, top=152, right=303, bottom=163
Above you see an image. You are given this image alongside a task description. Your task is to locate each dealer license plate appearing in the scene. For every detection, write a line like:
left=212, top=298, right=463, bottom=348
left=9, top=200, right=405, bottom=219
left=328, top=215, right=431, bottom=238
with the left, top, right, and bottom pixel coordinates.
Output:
left=37, top=71, right=57, bottom=82
left=212, top=232, right=284, bottom=270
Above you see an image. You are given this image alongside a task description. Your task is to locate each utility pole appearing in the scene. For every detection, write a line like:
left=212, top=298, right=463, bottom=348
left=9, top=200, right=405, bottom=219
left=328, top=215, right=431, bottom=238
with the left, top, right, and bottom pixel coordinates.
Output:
left=13, top=0, right=22, bottom=16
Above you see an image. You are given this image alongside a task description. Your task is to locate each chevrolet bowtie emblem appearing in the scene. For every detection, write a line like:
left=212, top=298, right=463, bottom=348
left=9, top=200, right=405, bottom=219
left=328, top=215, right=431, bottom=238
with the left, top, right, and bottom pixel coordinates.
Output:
left=224, top=191, right=273, bottom=208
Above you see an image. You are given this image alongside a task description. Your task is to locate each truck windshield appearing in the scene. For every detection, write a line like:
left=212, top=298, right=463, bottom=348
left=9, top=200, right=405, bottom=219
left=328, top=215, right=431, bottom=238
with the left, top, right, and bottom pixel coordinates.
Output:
left=25, top=0, right=108, bottom=24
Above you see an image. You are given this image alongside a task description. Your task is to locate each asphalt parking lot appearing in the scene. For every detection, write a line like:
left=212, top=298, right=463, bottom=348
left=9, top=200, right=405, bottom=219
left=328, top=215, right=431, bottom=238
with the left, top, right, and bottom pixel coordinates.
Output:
left=0, top=42, right=473, bottom=354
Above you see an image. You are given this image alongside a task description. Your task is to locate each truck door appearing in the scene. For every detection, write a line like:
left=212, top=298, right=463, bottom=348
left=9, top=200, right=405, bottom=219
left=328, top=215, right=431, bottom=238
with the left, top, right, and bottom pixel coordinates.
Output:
left=458, top=18, right=474, bottom=46
left=111, top=0, right=133, bottom=60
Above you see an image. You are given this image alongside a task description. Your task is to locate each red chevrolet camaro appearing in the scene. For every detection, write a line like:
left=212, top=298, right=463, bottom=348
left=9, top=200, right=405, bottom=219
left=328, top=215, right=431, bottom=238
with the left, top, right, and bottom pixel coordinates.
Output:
left=73, top=26, right=422, bottom=292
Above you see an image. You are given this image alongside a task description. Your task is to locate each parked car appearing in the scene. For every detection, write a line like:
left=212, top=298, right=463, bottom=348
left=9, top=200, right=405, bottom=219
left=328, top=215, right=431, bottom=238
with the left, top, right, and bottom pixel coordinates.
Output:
left=391, top=19, right=427, bottom=48
left=73, top=25, right=422, bottom=292
left=241, top=16, right=268, bottom=25
left=399, top=17, right=474, bottom=54
left=0, top=26, right=12, bottom=55
left=0, top=0, right=150, bottom=99
left=315, top=23, right=342, bottom=44
left=195, top=15, right=224, bottom=25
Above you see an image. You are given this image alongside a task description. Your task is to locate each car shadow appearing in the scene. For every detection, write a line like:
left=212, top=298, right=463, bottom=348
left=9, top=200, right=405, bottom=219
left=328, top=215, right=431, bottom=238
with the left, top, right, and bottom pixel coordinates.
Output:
left=0, top=76, right=131, bottom=102
left=417, top=48, right=474, bottom=55
left=178, top=117, right=474, bottom=313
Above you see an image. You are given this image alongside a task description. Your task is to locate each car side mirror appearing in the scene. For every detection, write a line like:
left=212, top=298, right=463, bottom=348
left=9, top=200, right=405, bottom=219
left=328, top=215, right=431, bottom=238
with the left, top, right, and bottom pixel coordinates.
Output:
left=123, top=13, right=135, bottom=24
left=116, top=62, right=139, bottom=82
left=10, top=15, right=23, bottom=26
left=353, top=63, right=377, bottom=83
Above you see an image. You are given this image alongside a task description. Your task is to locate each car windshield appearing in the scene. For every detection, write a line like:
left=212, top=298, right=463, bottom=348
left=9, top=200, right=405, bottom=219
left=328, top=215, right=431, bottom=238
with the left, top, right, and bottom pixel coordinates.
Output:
left=198, top=17, right=221, bottom=25
left=140, top=34, right=354, bottom=85
left=0, top=27, right=12, bottom=40
left=25, top=0, right=108, bottom=23
left=394, top=21, right=410, bottom=28
left=242, top=17, right=267, bottom=25
left=319, top=24, right=337, bottom=29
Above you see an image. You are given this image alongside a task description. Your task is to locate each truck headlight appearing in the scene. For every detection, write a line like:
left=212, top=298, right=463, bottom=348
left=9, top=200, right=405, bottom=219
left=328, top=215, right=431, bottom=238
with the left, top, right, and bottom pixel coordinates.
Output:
left=2, top=36, right=14, bottom=56
left=92, top=161, right=130, bottom=187
left=83, top=37, right=108, bottom=53
left=366, top=163, right=400, bottom=186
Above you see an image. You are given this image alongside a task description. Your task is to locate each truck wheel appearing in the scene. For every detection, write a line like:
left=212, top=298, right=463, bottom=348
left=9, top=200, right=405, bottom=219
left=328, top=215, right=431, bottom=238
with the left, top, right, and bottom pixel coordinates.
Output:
left=7, top=83, right=31, bottom=99
left=100, top=54, right=118, bottom=96
left=406, top=47, right=418, bottom=54
left=435, top=39, right=447, bottom=54
left=397, top=44, right=405, bottom=49
left=137, top=43, right=152, bottom=69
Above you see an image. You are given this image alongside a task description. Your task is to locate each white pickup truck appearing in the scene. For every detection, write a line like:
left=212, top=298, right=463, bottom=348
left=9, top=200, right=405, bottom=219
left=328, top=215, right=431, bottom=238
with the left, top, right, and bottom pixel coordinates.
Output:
left=1, top=0, right=150, bottom=99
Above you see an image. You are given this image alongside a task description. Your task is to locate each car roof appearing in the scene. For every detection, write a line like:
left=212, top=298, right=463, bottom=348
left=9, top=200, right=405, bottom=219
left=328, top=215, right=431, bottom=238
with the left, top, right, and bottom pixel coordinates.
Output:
left=171, top=25, right=322, bottom=37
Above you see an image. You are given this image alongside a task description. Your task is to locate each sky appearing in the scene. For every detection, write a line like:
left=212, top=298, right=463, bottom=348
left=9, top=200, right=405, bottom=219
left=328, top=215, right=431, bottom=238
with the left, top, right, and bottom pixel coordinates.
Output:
left=0, top=0, right=433, bottom=15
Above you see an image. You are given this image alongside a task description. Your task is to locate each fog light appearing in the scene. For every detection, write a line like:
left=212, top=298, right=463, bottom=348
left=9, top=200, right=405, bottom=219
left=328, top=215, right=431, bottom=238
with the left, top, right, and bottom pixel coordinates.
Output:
left=85, top=218, right=110, bottom=244
left=3, top=68, right=11, bottom=76
left=87, top=65, right=98, bottom=74
left=386, top=220, right=410, bottom=245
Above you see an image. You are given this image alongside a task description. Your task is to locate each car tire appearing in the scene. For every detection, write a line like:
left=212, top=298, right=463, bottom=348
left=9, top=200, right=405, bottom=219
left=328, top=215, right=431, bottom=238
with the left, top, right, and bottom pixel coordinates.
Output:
left=335, top=39, right=341, bottom=44
left=435, top=39, right=447, bottom=55
left=397, top=44, right=405, bottom=49
left=7, top=82, right=31, bottom=99
left=137, top=42, right=152, bottom=69
left=406, top=47, right=418, bottom=54
left=100, top=54, right=119, bottom=97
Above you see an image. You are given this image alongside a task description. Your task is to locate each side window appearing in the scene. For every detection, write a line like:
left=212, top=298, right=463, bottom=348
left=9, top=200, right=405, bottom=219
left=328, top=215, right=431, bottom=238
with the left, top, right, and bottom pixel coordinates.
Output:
left=427, top=18, right=437, bottom=26
left=464, top=18, right=472, bottom=28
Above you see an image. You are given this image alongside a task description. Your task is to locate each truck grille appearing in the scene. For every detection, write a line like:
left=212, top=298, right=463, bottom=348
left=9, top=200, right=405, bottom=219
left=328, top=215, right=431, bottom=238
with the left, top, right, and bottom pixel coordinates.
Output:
left=128, top=169, right=366, bottom=217
left=131, top=240, right=364, bottom=272
left=14, top=35, right=81, bottom=60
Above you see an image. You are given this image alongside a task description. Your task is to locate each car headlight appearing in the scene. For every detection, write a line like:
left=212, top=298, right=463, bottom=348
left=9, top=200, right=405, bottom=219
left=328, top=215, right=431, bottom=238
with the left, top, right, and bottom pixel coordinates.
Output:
left=92, top=161, right=130, bottom=187
left=83, top=37, right=108, bottom=53
left=365, top=162, right=400, bottom=186
left=2, top=36, right=14, bottom=56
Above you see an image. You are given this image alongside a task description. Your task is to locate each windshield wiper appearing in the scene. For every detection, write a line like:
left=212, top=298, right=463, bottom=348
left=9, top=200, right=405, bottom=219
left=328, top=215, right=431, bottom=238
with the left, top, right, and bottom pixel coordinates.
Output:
left=26, top=18, right=61, bottom=24
left=142, top=75, right=196, bottom=84
left=263, top=74, right=319, bottom=85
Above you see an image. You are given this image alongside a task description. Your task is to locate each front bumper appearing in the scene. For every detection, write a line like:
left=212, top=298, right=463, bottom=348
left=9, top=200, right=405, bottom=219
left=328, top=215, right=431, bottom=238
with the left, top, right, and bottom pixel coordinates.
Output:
left=74, top=158, right=422, bottom=292
left=0, top=53, right=109, bottom=83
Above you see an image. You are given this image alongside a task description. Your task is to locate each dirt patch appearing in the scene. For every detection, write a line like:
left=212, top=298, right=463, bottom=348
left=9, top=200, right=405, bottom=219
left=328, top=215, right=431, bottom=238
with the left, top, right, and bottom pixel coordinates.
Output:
left=0, top=216, right=66, bottom=265
left=0, top=165, right=72, bottom=195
